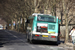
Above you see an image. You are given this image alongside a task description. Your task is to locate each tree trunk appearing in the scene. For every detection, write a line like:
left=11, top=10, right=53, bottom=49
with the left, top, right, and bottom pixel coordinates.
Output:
left=34, top=0, right=41, bottom=13
left=18, top=18, right=20, bottom=32
left=63, top=0, right=69, bottom=43
left=34, top=8, right=38, bottom=13
left=65, top=12, right=69, bottom=43
left=15, top=19, right=17, bottom=31
left=11, top=20, right=14, bottom=30
left=24, top=18, right=26, bottom=31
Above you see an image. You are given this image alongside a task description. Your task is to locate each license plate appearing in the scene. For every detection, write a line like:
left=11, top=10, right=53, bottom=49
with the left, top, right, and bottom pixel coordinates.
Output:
left=42, top=35, right=48, bottom=37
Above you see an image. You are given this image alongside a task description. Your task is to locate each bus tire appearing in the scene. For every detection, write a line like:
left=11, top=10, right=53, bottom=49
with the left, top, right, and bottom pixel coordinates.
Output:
left=27, top=39, right=29, bottom=42
left=29, top=40, right=35, bottom=44
left=27, top=36, right=29, bottom=42
left=30, top=40, right=33, bottom=44
left=55, top=41, right=58, bottom=45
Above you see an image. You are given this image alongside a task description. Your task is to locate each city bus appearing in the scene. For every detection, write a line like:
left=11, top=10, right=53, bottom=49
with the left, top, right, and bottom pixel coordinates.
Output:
left=26, top=13, right=60, bottom=43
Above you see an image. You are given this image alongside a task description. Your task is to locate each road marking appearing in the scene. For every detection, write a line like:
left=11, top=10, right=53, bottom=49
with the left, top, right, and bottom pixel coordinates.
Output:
left=5, top=30, right=19, bottom=38
left=4, top=30, right=25, bottom=42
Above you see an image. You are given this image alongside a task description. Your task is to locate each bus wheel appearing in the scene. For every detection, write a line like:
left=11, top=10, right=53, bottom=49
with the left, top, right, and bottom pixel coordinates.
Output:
left=30, top=40, right=33, bottom=44
left=29, top=40, right=35, bottom=44
left=55, top=41, right=58, bottom=45
left=27, top=39, right=29, bottom=42
left=27, top=36, right=29, bottom=42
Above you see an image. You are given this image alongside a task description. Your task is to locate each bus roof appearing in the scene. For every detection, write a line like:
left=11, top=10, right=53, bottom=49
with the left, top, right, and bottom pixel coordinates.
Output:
left=32, top=13, right=51, bottom=16
left=32, top=13, right=56, bottom=18
left=28, top=13, right=57, bottom=19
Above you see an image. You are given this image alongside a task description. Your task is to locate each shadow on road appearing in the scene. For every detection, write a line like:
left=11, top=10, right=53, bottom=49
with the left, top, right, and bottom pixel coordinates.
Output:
left=28, top=40, right=64, bottom=46
left=0, top=42, right=4, bottom=47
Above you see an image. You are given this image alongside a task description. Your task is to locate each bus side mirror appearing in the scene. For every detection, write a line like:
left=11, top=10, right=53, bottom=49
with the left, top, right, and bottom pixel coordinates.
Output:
left=26, top=19, right=30, bottom=23
left=59, top=19, right=61, bottom=23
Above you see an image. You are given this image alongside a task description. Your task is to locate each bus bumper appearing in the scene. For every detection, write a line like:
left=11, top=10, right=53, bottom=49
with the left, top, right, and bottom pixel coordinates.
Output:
left=31, top=34, right=58, bottom=42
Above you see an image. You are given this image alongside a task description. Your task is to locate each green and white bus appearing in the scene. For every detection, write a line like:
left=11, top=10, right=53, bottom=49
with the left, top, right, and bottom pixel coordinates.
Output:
left=26, top=13, right=60, bottom=43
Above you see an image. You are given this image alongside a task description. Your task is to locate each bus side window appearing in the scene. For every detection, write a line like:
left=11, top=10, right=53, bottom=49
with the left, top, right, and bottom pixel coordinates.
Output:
left=27, top=19, right=33, bottom=31
left=26, top=19, right=30, bottom=23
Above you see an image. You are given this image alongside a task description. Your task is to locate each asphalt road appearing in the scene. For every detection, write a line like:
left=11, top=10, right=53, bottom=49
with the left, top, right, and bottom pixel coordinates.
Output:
left=0, top=30, right=73, bottom=50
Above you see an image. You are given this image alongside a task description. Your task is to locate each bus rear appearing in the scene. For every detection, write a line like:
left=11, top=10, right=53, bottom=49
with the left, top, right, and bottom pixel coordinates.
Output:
left=27, top=13, right=59, bottom=43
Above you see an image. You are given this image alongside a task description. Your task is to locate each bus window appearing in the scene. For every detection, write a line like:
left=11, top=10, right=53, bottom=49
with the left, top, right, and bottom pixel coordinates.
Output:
left=37, top=15, right=56, bottom=22
left=27, top=19, right=33, bottom=30
left=26, top=19, right=30, bottom=23
left=48, top=25, right=55, bottom=30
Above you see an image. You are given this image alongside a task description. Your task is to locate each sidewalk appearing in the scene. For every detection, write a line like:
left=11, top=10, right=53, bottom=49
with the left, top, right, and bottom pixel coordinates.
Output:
left=58, top=37, right=75, bottom=50
left=58, top=40, right=74, bottom=50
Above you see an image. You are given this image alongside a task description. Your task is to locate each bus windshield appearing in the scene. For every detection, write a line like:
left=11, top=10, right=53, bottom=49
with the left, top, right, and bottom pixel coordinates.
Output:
left=37, top=15, right=56, bottom=22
